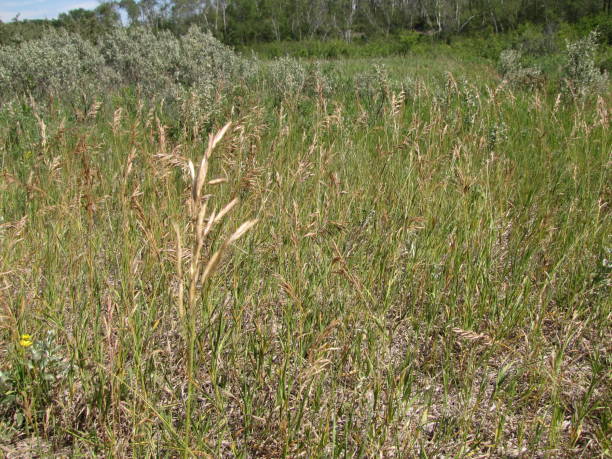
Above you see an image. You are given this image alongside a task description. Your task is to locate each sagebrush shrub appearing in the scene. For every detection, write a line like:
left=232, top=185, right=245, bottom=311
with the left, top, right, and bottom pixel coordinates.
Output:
left=170, top=26, right=254, bottom=130
left=99, top=27, right=181, bottom=94
left=498, top=49, right=543, bottom=88
left=0, top=30, right=106, bottom=101
left=562, top=31, right=607, bottom=96
left=267, top=57, right=307, bottom=101
left=177, top=26, right=248, bottom=88
left=0, top=26, right=249, bottom=112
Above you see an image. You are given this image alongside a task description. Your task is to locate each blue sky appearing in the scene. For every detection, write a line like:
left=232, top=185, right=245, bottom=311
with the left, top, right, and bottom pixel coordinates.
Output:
left=0, top=0, right=99, bottom=22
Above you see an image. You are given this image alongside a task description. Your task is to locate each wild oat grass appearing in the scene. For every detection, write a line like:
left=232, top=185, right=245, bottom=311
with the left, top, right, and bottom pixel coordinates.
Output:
left=0, top=48, right=610, bottom=457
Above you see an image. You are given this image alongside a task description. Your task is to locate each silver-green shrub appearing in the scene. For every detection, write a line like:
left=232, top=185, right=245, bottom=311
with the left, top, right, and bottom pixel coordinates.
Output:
left=171, top=26, right=254, bottom=133
left=0, top=29, right=106, bottom=101
left=562, top=31, right=607, bottom=96
left=498, top=49, right=543, bottom=88
left=267, top=57, right=307, bottom=101
left=0, top=25, right=251, bottom=129
left=99, top=27, right=181, bottom=95
left=177, top=26, right=248, bottom=88
left=99, top=25, right=247, bottom=98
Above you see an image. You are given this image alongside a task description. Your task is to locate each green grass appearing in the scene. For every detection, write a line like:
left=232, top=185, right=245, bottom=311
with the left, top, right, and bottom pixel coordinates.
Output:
left=0, top=55, right=610, bottom=457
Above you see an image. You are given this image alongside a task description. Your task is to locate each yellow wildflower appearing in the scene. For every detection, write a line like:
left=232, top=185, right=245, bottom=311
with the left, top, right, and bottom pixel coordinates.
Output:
left=19, top=334, right=33, bottom=347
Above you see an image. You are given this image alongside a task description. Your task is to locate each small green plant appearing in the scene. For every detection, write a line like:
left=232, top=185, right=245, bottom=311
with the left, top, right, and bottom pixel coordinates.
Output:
left=0, top=331, right=71, bottom=430
left=487, top=122, right=509, bottom=149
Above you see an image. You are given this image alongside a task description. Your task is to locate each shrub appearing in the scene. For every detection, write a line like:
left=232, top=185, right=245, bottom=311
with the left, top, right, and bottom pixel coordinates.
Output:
left=498, top=49, right=543, bottom=88
left=575, top=13, right=612, bottom=45
left=99, top=27, right=181, bottom=95
left=397, top=31, right=425, bottom=53
left=0, top=25, right=251, bottom=129
left=169, top=26, right=254, bottom=130
left=177, top=26, right=249, bottom=88
left=561, top=31, right=607, bottom=96
left=0, top=25, right=248, bottom=99
left=514, top=22, right=557, bottom=56
left=0, top=29, right=106, bottom=102
left=599, top=54, right=612, bottom=74
left=267, top=57, right=307, bottom=101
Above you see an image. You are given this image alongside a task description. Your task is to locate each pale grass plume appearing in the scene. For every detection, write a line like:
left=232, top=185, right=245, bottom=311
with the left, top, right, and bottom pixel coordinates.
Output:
left=452, top=327, right=493, bottom=346
left=172, top=121, right=258, bottom=451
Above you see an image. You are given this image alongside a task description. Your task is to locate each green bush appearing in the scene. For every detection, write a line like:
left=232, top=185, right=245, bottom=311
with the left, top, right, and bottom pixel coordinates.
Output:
left=598, top=51, right=612, bottom=74
left=397, top=31, right=425, bottom=53
left=575, top=14, right=612, bottom=45
left=452, top=33, right=510, bottom=61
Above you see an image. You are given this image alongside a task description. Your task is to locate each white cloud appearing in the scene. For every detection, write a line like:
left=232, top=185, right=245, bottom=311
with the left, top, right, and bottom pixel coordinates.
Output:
left=65, top=1, right=98, bottom=10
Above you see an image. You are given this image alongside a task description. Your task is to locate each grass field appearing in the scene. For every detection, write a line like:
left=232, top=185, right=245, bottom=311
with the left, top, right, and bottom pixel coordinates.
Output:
left=0, top=53, right=610, bottom=457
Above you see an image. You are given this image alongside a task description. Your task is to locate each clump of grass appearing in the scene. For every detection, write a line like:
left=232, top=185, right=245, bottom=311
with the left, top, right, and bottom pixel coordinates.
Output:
left=173, top=122, right=257, bottom=452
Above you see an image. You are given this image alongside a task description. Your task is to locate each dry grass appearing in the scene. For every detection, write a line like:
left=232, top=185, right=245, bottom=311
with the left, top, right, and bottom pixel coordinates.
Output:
left=0, top=56, right=610, bottom=457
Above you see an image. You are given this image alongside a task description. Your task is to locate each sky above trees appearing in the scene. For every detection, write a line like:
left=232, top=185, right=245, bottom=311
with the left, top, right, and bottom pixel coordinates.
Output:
left=0, top=0, right=98, bottom=22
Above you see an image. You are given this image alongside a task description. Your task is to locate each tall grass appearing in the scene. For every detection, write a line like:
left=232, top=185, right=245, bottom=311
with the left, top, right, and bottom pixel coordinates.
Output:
left=0, top=51, right=610, bottom=457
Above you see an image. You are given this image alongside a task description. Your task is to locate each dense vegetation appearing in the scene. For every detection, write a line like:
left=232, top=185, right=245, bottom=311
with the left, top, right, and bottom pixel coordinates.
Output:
left=0, top=11, right=610, bottom=459
left=1, top=0, right=611, bottom=46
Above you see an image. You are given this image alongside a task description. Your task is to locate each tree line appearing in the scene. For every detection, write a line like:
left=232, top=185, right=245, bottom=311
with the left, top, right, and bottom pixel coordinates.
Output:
left=1, top=0, right=610, bottom=45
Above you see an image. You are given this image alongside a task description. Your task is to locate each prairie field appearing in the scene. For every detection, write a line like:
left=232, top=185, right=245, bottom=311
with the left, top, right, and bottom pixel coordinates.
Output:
left=0, top=36, right=610, bottom=457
